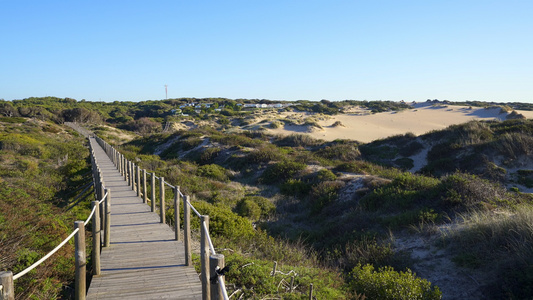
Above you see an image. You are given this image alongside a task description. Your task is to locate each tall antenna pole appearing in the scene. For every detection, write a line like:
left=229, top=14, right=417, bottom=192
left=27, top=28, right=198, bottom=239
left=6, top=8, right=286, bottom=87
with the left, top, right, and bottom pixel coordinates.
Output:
left=165, top=84, right=168, bottom=99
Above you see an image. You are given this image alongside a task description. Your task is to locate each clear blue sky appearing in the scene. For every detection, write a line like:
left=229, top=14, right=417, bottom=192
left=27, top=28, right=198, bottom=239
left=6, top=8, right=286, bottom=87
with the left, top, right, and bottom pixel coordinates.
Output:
left=1, top=1, right=532, bottom=103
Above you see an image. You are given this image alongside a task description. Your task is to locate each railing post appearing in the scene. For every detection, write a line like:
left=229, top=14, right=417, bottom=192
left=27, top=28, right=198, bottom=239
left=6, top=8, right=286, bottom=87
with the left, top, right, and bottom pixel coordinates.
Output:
left=136, top=165, right=141, bottom=197
left=174, top=186, right=180, bottom=241
left=131, top=163, right=136, bottom=191
left=99, top=182, right=105, bottom=234
left=201, top=215, right=211, bottom=300
left=104, top=189, right=111, bottom=248
left=309, top=283, right=314, bottom=300
left=183, top=195, right=192, bottom=266
left=210, top=254, right=225, bottom=300
left=142, top=169, right=147, bottom=203
left=119, top=153, right=122, bottom=175
left=91, top=201, right=101, bottom=276
left=123, top=157, right=127, bottom=180
left=160, top=177, right=166, bottom=224
left=0, top=271, right=15, bottom=300
left=74, top=221, right=86, bottom=300
left=151, top=173, right=156, bottom=212
left=127, top=161, right=132, bottom=186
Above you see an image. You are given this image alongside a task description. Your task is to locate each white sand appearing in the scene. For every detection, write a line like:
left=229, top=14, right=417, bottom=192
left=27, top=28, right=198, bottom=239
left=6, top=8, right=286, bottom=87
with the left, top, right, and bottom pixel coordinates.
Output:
left=267, top=104, right=533, bottom=143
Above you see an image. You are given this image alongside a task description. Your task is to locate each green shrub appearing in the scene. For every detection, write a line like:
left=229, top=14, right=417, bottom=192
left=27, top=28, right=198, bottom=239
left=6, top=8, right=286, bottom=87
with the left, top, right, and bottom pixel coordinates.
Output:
left=495, top=132, right=533, bottom=159
left=329, top=237, right=397, bottom=272
left=440, top=173, right=510, bottom=209
left=0, top=117, right=26, bottom=123
left=280, top=179, right=311, bottom=196
left=348, top=264, right=442, bottom=300
left=182, top=137, right=203, bottom=150
left=309, top=180, right=345, bottom=213
left=246, top=146, right=284, bottom=164
left=274, top=134, right=319, bottom=147
left=222, top=253, right=346, bottom=299
left=360, top=173, right=439, bottom=213
left=197, top=147, right=221, bottom=164
left=398, top=141, right=424, bottom=157
left=235, top=198, right=262, bottom=221
left=236, top=196, right=276, bottom=220
left=269, top=120, right=281, bottom=128
left=316, top=169, right=337, bottom=182
left=316, top=143, right=361, bottom=161
left=334, top=161, right=381, bottom=174
left=191, top=201, right=255, bottom=238
left=196, top=164, right=229, bottom=181
left=394, top=158, right=414, bottom=170
left=260, top=160, right=306, bottom=184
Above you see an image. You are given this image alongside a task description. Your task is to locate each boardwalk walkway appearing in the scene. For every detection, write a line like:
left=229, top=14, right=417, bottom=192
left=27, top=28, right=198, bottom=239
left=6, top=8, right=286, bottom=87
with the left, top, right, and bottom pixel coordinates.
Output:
left=86, top=137, right=202, bottom=299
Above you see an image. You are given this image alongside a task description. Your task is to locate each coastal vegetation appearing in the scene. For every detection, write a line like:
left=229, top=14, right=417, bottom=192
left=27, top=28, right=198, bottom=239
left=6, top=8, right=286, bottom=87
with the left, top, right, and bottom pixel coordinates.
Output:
left=2, top=96, right=533, bottom=299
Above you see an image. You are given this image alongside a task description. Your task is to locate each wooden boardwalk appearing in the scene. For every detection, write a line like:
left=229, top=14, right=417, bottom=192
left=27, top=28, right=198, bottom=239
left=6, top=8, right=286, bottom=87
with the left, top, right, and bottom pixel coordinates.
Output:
left=86, top=137, right=202, bottom=299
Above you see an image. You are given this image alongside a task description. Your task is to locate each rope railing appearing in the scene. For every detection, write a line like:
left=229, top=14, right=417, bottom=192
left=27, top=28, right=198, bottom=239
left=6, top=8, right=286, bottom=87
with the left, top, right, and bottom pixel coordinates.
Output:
left=93, top=133, right=229, bottom=300
left=188, top=199, right=203, bottom=218
left=13, top=228, right=80, bottom=281
left=84, top=191, right=108, bottom=226
left=1, top=136, right=111, bottom=300
left=203, top=221, right=217, bottom=255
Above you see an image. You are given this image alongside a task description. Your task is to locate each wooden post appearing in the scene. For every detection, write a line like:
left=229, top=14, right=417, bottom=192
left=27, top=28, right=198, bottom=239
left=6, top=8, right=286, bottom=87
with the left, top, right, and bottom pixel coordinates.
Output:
left=210, top=254, right=225, bottom=300
left=143, top=169, right=147, bottom=203
left=91, top=201, right=101, bottom=275
left=119, top=154, right=123, bottom=175
left=136, top=166, right=141, bottom=197
left=126, top=160, right=129, bottom=184
left=74, top=221, right=86, bottom=300
left=0, top=271, right=14, bottom=300
left=160, top=177, right=165, bottom=224
left=128, top=161, right=133, bottom=186
left=183, top=195, right=192, bottom=266
left=174, top=186, right=180, bottom=241
left=308, top=283, right=313, bottom=300
left=201, top=215, right=211, bottom=300
left=104, top=189, right=111, bottom=248
left=272, top=261, right=277, bottom=276
left=99, top=182, right=105, bottom=234
left=151, top=173, right=156, bottom=212
left=131, top=163, right=135, bottom=191
left=123, top=157, right=127, bottom=180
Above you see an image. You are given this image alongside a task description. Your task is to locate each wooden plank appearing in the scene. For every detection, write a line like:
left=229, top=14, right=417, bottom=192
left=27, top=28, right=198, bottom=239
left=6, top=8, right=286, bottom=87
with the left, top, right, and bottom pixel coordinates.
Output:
left=86, top=138, right=202, bottom=300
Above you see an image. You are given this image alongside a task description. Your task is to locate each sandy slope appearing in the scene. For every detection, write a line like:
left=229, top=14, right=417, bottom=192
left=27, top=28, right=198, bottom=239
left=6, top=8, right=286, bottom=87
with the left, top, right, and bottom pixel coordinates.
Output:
left=267, top=104, right=533, bottom=143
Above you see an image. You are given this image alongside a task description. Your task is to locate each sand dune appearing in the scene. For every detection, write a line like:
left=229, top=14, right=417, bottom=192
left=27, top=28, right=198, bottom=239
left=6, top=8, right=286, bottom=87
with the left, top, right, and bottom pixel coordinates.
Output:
left=267, top=104, right=533, bottom=143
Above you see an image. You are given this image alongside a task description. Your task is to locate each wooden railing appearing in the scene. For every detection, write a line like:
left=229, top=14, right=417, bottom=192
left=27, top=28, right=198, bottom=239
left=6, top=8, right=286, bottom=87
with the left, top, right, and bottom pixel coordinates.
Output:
left=93, top=135, right=229, bottom=300
left=0, top=136, right=111, bottom=300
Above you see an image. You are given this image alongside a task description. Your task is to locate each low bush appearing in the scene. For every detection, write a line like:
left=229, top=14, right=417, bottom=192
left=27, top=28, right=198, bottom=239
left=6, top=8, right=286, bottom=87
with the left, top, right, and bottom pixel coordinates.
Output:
left=309, top=180, right=345, bottom=213
left=260, top=160, right=306, bottom=184
left=191, top=201, right=255, bottom=239
left=440, top=173, right=511, bottom=210
left=348, top=264, right=442, bottom=300
left=274, top=134, right=320, bottom=147
left=494, top=132, right=533, bottom=159
left=221, top=253, right=347, bottom=299
left=196, top=147, right=221, bottom=164
left=398, top=141, right=424, bottom=157
left=246, top=145, right=284, bottom=164
left=316, top=169, right=337, bottom=182
left=316, top=143, right=361, bottom=161
left=280, top=179, right=311, bottom=197
left=196, top=164, right=230, bottom=182
left=235, top=198, right=262, bottom=221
